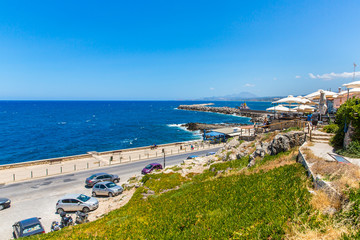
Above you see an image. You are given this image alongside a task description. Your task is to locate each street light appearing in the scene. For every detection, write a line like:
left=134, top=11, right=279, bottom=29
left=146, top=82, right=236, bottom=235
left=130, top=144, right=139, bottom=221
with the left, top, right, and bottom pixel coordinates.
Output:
left=162, top=148, right=166, bottom=168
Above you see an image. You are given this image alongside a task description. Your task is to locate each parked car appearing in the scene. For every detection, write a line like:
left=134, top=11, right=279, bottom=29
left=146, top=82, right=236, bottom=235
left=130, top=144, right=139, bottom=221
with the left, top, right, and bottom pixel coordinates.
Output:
left=186, top=155, right=198, bottom=159
left=0, top=197, right=11, bottom=210
left=13, top=217, right=45, bottom=239
left=206, top=152, right=216, bottom=156
left=56, top=194, right=99, bottom=214
left=92, top=181, right=124, bottom=197
left=85, top=172, right=120, bottom=187
left=141, top=163, right=163, bottom=174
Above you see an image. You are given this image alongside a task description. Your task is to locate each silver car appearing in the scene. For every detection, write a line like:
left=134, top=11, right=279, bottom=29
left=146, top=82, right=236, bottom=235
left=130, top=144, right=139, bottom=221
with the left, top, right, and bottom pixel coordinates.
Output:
left=56, top=194, right=99, bottom=214
left=92, top=181, right=123, bottom=197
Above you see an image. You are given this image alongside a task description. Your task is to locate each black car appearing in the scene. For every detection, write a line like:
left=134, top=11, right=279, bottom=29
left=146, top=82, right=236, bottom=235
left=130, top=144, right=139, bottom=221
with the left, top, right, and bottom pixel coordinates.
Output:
left=0, top=197, right=11, bottom=210
left=13, top=217, right=45, bottom=239
left=85, top=172, right=120, bottom=187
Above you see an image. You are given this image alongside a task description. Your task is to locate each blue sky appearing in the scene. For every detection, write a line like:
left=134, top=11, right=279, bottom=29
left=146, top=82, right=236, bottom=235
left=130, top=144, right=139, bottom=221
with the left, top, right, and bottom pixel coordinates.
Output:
left=0, top=0, right=360, bottom=100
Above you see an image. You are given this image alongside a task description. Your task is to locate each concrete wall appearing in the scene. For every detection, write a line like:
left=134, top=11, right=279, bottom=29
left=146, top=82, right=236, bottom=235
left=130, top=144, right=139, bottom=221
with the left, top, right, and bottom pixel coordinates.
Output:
left=298, top=143, right=341, bottom=200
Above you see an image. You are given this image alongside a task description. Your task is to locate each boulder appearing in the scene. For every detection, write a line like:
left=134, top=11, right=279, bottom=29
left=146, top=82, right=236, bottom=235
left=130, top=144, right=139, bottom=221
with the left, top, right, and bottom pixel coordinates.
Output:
left=247, top=156, right=256, bottom=167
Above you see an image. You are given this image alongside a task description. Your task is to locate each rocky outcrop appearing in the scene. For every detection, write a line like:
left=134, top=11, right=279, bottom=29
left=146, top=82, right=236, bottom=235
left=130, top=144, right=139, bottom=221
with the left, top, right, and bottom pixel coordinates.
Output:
left=251, top=131, right=306, bottom=160
left=216, top=138, right=252, bottom=161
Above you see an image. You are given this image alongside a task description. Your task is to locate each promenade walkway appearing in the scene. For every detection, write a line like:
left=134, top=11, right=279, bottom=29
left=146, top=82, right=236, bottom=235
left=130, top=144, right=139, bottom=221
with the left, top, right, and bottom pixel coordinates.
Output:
left=0, top=141, right=224, bottom=185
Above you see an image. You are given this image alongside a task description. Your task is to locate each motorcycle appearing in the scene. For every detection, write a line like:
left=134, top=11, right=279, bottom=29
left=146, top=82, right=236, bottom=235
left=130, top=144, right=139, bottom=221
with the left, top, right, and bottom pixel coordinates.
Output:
left=50, top=221, right=60, bottom=232
left=60, top=212, right=73, bottom=228
left=75, top=211, right=89, bottom=224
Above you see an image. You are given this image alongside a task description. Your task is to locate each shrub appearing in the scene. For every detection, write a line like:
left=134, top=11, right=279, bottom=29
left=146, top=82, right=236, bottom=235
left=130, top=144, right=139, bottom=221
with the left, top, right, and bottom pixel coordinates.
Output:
left=322, top=124, right=339, bottom=133
left=141, top=174, right=150, bottom=184
left=347, top=141, right=360, bottom=156
left=332, top=97, right=360, bottom=148
left=336, top=140, right=360, bottom=158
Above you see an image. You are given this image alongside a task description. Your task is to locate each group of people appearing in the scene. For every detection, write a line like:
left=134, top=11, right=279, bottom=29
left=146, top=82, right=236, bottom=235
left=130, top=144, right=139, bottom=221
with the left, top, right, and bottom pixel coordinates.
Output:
left=306, top=112, right=320, bottom=130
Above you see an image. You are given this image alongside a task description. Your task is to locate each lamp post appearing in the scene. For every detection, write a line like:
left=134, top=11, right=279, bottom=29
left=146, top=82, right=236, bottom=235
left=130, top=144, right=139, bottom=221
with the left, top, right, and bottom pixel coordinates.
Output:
left=162, top=148, right=166, bottom=168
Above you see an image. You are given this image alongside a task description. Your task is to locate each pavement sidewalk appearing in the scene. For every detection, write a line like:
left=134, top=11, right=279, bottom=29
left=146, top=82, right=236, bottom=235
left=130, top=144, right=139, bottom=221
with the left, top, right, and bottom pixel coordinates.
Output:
left=307, top=141, right=360, bottom=166
left=0, top=141, right=224, bottom=185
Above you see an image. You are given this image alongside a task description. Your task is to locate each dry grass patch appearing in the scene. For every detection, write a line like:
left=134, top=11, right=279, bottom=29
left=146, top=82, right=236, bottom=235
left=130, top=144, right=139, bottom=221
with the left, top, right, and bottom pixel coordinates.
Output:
left=310, top=160, right=360, bottom=191
left=286, top=223, right=350, bottom=240
left=301, top=147, right=327, bottom=163
left=259, top=131, right=278, bottom=143
left=310, top=190, right=341, bottom=212
left=302, top=146, right=360, bottom=192
left=307, top=141, right=315, bottom=147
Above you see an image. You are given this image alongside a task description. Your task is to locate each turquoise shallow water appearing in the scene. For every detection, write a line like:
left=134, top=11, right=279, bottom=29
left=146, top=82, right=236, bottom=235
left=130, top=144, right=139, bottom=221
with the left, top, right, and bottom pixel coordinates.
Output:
left=0, top=101, right=271, bottom=165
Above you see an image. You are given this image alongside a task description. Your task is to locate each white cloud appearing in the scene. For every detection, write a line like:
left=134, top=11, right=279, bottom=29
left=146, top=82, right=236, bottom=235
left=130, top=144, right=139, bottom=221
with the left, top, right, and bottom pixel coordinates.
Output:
left=244, top=83, right=255, bottom=87
left=309, top=73, right=317, bottom=79
left=295, top=75, right=301, bottom=79
left=308, top=71, right=360, bottom=80
left=209, top=87, right=215, bottom=90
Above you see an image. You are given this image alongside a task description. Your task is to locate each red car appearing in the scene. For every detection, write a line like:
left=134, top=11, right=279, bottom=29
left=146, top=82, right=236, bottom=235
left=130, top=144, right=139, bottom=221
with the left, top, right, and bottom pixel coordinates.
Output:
left=141, top=163, right=163, bottom=174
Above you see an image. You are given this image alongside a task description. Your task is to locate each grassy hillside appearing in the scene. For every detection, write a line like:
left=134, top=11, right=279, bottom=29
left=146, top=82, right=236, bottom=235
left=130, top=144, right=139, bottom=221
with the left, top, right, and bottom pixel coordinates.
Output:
left=30, top=151, right=314, bottom=239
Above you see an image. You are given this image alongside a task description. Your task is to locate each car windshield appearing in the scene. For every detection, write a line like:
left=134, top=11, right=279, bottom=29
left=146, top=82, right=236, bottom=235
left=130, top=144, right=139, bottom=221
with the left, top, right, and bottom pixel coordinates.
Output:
left=22, top=224, right=41, bottom=234
left=77, top=194, right=90, bottom=202
left=106, top=182, right=116, bottom=188
left=145, top=164, right=153, bottom=169
left=89, top=175, right=96, bottom=179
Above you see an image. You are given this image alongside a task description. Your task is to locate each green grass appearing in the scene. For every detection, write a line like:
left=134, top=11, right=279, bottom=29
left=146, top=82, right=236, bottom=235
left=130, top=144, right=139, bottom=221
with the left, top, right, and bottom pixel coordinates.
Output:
left=282, top=127, right=301, bottom=133
left=30, top=156, right=312, bottom=240
left=322, top=124, right=339, bottom=134
left=143, top=172, right=188, bottom=194
left=192, top=156, right=248, bottom=182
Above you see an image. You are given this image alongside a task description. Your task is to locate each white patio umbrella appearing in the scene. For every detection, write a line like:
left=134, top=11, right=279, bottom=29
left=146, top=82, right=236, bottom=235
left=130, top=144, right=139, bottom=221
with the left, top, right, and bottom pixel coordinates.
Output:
left=304, top=89, right=337, bottom=100
left=272, top=95, right=308, bottom=104
left=266, top=105, right=296, bottom=112
left=343, top=81, right=360, bottom=89
left=337, top=88, right=360, bottom=96
left=296, top=96, right=316, bottom=105
left=293, top=105, right=315, bottom=113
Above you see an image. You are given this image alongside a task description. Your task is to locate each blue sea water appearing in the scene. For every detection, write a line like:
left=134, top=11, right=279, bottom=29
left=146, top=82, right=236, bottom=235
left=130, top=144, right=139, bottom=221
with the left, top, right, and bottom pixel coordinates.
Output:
left=0, top=101, right=271, bottom=165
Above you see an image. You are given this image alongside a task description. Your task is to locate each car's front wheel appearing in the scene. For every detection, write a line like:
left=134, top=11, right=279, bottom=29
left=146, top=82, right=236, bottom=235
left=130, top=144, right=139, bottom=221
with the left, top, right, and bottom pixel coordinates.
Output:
left=0, top=204, right=4, bottom=210
left=92, top=192, right=96, bottom=197
left=108, top=192, right=113, bottom=197
left=57, top=208, right=64, bottom=214
left=82, top=207, right=90, bottom=213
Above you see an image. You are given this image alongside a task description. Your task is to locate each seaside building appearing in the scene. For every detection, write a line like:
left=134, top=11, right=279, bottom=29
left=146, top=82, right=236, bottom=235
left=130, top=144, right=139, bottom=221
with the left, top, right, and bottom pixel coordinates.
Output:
left=333, top=88, right=360, bottom=109
left=204, top=127, right=249, bottom=143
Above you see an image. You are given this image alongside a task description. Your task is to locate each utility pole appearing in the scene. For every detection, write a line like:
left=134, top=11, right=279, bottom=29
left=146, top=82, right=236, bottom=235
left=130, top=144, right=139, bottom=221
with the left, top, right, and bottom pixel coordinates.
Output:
left=162, top=148, right=166, bottom=168
left=348, top=62, right=357, bottom=100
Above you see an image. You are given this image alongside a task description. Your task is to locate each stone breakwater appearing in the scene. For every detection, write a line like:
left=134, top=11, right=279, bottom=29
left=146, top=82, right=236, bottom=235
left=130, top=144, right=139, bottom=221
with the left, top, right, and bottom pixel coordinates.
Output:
left=177, top=104, right=268, bottom=123
left=182, top=122, right=246, bottom=131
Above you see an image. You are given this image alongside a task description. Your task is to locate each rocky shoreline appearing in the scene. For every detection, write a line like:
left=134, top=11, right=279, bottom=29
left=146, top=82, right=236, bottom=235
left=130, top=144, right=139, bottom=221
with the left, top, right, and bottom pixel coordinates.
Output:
left=182, top=122, right=247, bottom=131
left=178, top=104, right=268, bottom=124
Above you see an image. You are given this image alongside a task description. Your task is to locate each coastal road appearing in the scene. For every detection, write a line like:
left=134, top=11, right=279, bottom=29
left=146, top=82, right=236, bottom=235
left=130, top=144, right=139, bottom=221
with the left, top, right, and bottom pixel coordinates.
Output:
left=0, top=147, right=220, bottom=240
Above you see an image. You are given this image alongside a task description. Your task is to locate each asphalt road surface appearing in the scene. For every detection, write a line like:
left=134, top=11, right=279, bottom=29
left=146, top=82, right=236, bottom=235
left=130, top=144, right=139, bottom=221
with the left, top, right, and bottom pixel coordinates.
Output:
left=0, top=148, right=220, bottom=240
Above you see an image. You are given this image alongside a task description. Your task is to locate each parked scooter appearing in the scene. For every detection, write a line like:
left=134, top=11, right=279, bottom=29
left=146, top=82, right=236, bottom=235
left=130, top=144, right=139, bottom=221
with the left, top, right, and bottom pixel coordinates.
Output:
left=50, top=221, right=60, bottom=232
left=75, top=211, right=89, bottom=224
left=60, top=212, right=73, bottom=228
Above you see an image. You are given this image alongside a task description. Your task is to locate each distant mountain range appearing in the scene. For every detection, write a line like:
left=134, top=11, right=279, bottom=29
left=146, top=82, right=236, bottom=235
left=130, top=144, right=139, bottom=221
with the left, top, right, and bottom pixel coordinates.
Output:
left=198, top=92, right=284, bottom=102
